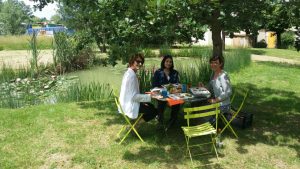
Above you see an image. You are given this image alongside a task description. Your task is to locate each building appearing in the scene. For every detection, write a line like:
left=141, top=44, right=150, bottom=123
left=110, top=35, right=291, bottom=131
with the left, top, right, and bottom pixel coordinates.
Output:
left=26, top=22, right=74, bottom=36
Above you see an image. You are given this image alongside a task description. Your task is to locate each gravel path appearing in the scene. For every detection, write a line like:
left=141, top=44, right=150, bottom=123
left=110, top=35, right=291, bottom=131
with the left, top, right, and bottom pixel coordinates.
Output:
left=0, top=50, right=299, bottom=69
left=251, top=54, right=300, bottom=65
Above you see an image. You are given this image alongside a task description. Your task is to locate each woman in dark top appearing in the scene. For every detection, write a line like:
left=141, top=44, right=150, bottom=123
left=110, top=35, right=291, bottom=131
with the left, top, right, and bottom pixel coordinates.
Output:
left=152, top=55, right=180, bottom=130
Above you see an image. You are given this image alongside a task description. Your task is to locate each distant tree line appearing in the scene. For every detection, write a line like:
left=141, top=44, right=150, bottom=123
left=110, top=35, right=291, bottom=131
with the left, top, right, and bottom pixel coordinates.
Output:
left=2, top=0, right=299, bottom=63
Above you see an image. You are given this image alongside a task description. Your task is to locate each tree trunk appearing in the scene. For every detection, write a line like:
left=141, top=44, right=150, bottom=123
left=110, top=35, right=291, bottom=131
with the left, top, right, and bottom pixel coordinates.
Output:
left=276, top=32, right=282, bottom=49
left=222, top=30, right=226, bottom=51
left=211, top=8, right=223, bottom=57
left=95, top=37, right=107, bottom=53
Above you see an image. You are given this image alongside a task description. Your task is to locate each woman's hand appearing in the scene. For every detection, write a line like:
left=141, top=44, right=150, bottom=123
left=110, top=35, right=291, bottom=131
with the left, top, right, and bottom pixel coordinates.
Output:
left=208, top=98, right=219, bottom=104
left=198, top=82, right=204, bottom=87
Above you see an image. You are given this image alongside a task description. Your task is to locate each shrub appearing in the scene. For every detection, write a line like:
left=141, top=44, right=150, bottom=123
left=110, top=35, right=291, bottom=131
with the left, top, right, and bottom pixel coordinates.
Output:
left=281, top=31, right=295, bottom=49
left=143, top=48, right=157, bottom=58
left=108, top=43, right=140, bottom=66
left=255, top=39, right=267, bottom=48
left=53, top=32, right=96, bottom=73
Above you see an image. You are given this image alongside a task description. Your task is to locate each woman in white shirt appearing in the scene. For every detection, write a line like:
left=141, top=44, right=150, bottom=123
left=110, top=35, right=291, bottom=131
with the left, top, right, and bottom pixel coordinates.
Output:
left=119, top=53, right=158, bottom=123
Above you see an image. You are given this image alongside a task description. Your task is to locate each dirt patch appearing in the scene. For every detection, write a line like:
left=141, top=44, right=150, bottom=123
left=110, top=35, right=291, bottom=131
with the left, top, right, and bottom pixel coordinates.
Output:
left=251, top=54, right=300, bottom=65
left=0, top=50, right=53, bottom=69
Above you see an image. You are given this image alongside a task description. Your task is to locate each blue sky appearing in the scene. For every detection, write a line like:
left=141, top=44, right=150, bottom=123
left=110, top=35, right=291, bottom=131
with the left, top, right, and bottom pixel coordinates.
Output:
left=22, top=0, right=58, bottom=20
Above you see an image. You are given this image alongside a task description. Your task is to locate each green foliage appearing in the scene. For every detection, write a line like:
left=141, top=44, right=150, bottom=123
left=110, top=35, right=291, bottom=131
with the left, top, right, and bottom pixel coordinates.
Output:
left=56, top=82, right=113, bottom=102
left=224, top=48, right=252, bottom=73
left=0, top=0, right=32, bottom=35
left=175, top=47, right=212, bottom=58
left=108, top=43, right=141, bottom=66
left=295, top=29, right=300, bottom=52
left=263, top=1, right=300, bottom=48
left=255, top=39, right=267, bottom=48
left=28, top=31, right=40, bottom=77
left=138, top=67, right=154, bottom=93
left=281, top=31, right=295, bottom=49
left=0, top=65, right=31, bottom=83
left=0, top=75, right=69, bottom=108
left=53, top=31, right=96, bottom=73
left=159, top=44, right=175, bottom=57
left=143, top=48, right=157, bottom=58
left=50, top=14, right=62, bottom=24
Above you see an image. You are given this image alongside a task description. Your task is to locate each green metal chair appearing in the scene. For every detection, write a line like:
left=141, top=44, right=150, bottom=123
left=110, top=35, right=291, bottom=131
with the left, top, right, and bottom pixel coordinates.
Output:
left=114, top=95, right=144, bottom=144
left=219, top=88, right=249, bottom=138
left=182, top=103, right=221, bottom=164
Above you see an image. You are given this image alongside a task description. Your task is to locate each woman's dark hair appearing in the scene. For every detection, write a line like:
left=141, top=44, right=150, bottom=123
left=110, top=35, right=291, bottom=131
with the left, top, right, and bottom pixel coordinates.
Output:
left=128, top=53, right=145, bottom=67
left=209, top=55, right=225, bottom=69
left=160, top=54, right=174, bottom=70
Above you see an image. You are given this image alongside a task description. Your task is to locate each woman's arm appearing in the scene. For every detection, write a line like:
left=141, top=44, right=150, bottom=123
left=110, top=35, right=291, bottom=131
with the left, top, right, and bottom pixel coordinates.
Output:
left=216, top=73, right=232, bottom=102
left=152, top=70, right=161, bottom=87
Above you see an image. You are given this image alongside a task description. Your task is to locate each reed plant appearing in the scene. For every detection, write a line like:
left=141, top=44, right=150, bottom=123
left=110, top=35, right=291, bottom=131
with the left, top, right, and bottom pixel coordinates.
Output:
left=53, top=32, right=75, bottom=73
left=176, top=56, right=211, bottom=85
left=55, top=82, right=113, bottom=102
left=28, top=31, right=40, bottom=77
left=175, top=46, right=212, bottom=58
left=159, top=44, right=175, bottom=57
left=224, top=48, right=251, bottom=73
left=138, top=67, right=155, bottom=93
left=0, top=65, right=31, bottom=83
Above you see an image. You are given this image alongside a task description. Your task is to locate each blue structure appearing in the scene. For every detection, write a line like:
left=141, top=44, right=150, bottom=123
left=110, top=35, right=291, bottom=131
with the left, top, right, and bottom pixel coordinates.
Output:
left=26, top=26, right=74, bottom=35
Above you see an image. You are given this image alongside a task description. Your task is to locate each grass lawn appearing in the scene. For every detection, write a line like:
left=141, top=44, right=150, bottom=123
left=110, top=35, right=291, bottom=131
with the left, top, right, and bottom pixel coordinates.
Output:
left=250, top=48, right=300, bottom=61
left=0, top=35, right=53, bottom=50
left=1, top=61, right=300, bottom=168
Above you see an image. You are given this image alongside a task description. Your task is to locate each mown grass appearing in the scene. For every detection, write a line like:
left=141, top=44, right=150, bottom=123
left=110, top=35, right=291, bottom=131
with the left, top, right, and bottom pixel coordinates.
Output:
left=0, top=61, right=299, bottom=168
left=250, top=48, right=300, bottom=61
left=0, top=35, right=53, bottom=50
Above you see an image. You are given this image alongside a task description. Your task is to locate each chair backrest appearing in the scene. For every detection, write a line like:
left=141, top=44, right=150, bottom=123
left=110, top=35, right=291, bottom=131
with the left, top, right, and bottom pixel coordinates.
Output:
left=183, top=103, right=220, bottom=127
left=231, top=88, right=249, bottom=114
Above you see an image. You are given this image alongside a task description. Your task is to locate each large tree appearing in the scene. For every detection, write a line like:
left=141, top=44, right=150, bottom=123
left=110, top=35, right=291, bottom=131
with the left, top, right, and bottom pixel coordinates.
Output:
left=264, top=0, right=300, bottom=48
left=0, top=0, right=32, bottom=35
left=32, top=0, right=297, bottom=60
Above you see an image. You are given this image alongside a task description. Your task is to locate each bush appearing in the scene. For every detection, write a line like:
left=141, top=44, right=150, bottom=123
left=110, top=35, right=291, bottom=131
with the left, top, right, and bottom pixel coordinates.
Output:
left=53, top=32, right=96, bottom=73
left=0, top=46, right=3, bottom=51
left=281, top=31, right=295, bottom=49
left=255, top=39, right=267, bottom=48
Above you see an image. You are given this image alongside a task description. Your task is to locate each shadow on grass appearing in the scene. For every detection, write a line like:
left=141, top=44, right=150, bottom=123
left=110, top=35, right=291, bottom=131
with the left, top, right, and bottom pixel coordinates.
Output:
left=248, top=49, right=267, bottom=55
left=75, top=70, right=300, bottom=166
left=118, top=80, right=300, bottom=165
left=256, top=61, right=300, bottom=69
left=224, top=82, right=300, bottom=158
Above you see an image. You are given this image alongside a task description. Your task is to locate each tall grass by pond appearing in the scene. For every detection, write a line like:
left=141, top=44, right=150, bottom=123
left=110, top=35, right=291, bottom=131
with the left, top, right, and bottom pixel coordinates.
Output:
left=0, top=65, right=31, bottom=83
left=56, top=82, right=113, bottom=102
left=137, top=48, right=251, bottom=92
left=224, top=48, right=252, bottom=73
left=0, top=35, right=53, bottom=50
left=0, top=70, right=113, bottom=108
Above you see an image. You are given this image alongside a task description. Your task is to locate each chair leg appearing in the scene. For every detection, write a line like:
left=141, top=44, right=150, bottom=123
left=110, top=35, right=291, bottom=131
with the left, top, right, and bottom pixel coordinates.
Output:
left=119, top=115, right=145, bottom=144
left=184, top=136, right=193, bottom=164
left=211, top=135, right=219, bottom=160
left=131, top=115, right=145, bottom=142
left=117, top=125, right=127, bottom=138
left=220, top=114, right=238, bottom=138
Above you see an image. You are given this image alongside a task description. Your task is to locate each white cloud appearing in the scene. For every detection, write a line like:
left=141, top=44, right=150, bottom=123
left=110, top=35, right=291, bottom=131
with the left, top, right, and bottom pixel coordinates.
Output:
left=21, top=0, right=58, bottom=20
